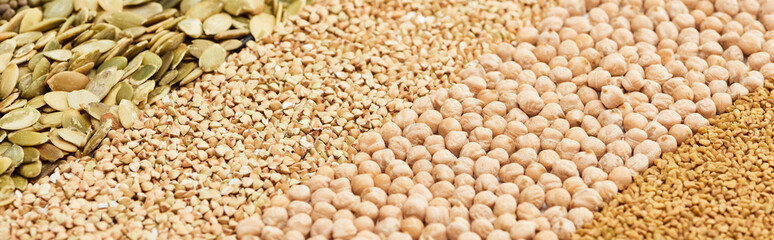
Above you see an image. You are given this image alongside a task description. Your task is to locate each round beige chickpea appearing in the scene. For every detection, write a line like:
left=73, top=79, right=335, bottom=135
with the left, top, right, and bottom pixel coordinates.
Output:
left=608, top=166, right=633, bottom=189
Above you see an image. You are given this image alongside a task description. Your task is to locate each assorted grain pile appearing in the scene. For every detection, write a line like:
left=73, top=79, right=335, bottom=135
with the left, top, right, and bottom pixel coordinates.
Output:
left=234, top=0, right=774, bottom=238
left=576, top=83, right=774, bottom=239
left=0, top=0, right=557, bottom=238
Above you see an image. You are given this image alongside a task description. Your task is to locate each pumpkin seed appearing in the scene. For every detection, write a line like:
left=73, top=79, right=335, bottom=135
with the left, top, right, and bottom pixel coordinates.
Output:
left=178, top=18, right=203, bottom=38
left=39, top=112, right=64, bottom=127
left=0, top=64, right=18, bottom=99
left=10, top=175, right=27, bottom=189
left=199, top=44, right=226, bottom=72
left=186, top=0, right=224, bottom=20
left=130, top=64, right=157, bottom=84
left=20, top=9, right=44, bottom=33
left=118, top=99, right=139, bottom=129
left=0, top=183, right=14, bottom=206
left=21, top=148, right=40, bottom=164
left=67, top=90, right=100, bottom=110
left=249, top=13, right=275, bottom=40
left=0, top=53, right=12, bottom=73
left=203, top=13, right=233, bottom=35
left=87, top=67, right=123, bottom=100
left=2, top=144, right=24, bottom=170
left=47, top=71, right=90, bottom=92
left=25, top=95, right=47, bottom=109
left=43, top=49, right=73, bottom=62
left=97, top=57, right=128, bottom=73
left=61, top=109, right=91, bottom=133
left=58, top=128, right=87, bottom=147
left=98, top=0, right=123, bottom=12
left=49, top=129, right=78, bottom=153
left=44, top=0, right=75, bottom=19
left=0, top=157, right=11, bottom=175
left=0, top=108, right=41, bottom=131
left=43, top=92, right=69, bottom=111
left=37, top=143, right=64, bottom=162
left=83, top=118, right=111, bottom=154
left=17, top=160, right=41, bottom=178
left=8, top=131, right=49, bottom=147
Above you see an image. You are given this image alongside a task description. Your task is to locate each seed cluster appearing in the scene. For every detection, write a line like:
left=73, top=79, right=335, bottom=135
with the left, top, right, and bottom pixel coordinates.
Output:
left=576, top=83, right=774, bottom=239
left=0, top=0, right=557, bottom=238
left=235, top=0, right=774, bottom=238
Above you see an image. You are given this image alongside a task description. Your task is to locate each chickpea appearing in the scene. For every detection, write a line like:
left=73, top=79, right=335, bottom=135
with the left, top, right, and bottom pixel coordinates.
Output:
left=582, top=166, right=608, bottom=186
left=472, top=218, right=495, bottom=239
left=509, top=220, right=537, bottom=240
left=625, top=153, right=650, bottom=175
left=515, top=202, right=541, bottom=221
left=538, top=150, right=561, bottom=171
left=552, top=218, right=577, bottom=240
left=535, top=230, right=560, bottom=240
left=556, top=138, right=581, bottom=160
left=570, top=188, right=603, bottom=211
left=581, top=136, right=606, bottom=158
left=475, top=174, right=500, bottom=192
left=567, top=207, right=594, bottom=230
left=696, top=97, right=717, bottom=118
left=609, top=165, right=634, bottom=189
left=563, top=176, right=588, bottom=196
left=552, top=159, right=580, bottom=181
left=684, top=113, right=709, bottom=132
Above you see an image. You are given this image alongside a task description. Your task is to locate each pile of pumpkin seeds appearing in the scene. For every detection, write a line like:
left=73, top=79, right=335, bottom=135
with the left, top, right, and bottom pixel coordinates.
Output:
left=0, top=0, right=308, bottom=205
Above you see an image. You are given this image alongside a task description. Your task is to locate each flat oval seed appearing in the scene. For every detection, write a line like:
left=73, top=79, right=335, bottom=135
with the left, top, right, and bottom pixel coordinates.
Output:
left=0, top=157, right=11, bottom=174
left=47, top=71, right=90, bottom=92
left=37, top=143, right=64, bottom=162
left=8, top=131, right=49, bottom=147
left=83, top=118, right=111, bottom=154
left=39, top=112, right=64, bottom=128
left=58, top=128, right=86, bottom=147
left=49, top=129, right=78, bottom=152
left=42, top=49, right=72, bottom=61
left=43, top=91, right=70, bottom=111
left=178, top=18, right=203, bottom=38
left=0, top=63, right=18, bottom=99
left=22, top=148, right=40, bottom=164
left=199, top=44, right=226, bottom=72
left=10, top=175, right=27, bottom=189
left=0, top=108, right=41, bottom=130
left=118, top=99, right=139, bottom=129
left=68, top=89, right=100, bottom=110
left=203, top=13, right=232, bottom=35
left=249, top=13, right=275, bottom=41
left=17, top=160, right=42, bottom=178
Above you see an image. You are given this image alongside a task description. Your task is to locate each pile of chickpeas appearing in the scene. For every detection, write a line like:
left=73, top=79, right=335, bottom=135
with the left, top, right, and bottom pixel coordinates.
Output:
left=235, top=0, right=774, bottom=238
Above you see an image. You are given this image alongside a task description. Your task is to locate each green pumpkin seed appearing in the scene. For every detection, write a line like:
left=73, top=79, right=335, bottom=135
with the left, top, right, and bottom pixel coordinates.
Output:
left=37, top=143, right=64, bottom=162
left=39, top=112, right=64, bottom=128
left=147, top=85, right=171, bottom=103
left=22, top=148, right=40, bottom=164
left=0, top=54, right=12, bottom=73
left=97, top=57, right=128, bottom=73
left=17, top=160, right=42, bottom=178
left=25, top=95, right=47, bottom=109
left=27, top=18, right=68, bottom=32
left=0, top=184, right=14, bottom=206
left=10, top=175, right=27, bottom=189
left=49, top=129, right=78, bottom=153
left=249, top=13, right=275, bottom=40
left=8, top=131, right=49, bottom=147
left=43, top=49, right=73, bottom=62
left=130, top=65, right=157, bottom=84
left=132, top=80, right=155, bottom=104
left=87, top=67, right=124, bottom=100
left=0, top=157, right=11, bottom=175
left=178, top=18, right=203, bottom=38
left=67, top=90, right=100, bottom=111
left=118, top=99, right=139, bottom=129
left=199, top=44, right=226, bottom=72
left=61, top=109, right=91, bottom=133
left=0, top=64, right=19, bottom=100
left=0, top=108, right=41, bottom=131
left=73, top=0, right=99, bottom=11
left=2, top=144, right=24, bottom=170
left=107, top=12, right=145, bottom=29
left=178, top=67, right=203, bottom=85
left=43, top=92, right=69, bottom=111
left=20, top=9, right=44, bottom=33
left=186, top=0, right=223, bottom=20
left=203, top=13, right=233, bottom=35
left=83, top=118, right=112, bottom=154
left=98, top=0, right=123, bottom=12
left=44, top=0, right=75, bottom=19
left=47, top=71, right=91, bottom=92
left=58, top=128, right=87, bottom=147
